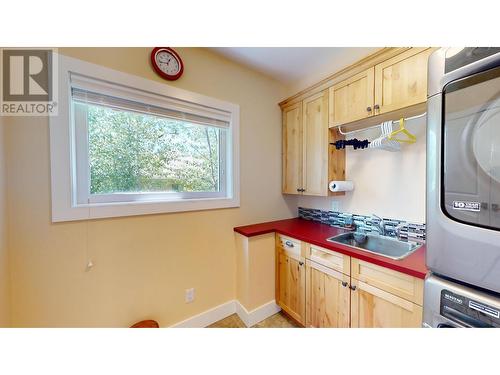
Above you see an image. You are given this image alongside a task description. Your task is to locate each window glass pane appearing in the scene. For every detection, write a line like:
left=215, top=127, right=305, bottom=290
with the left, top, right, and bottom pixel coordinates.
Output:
left=84, top=103, right=223, bottom=195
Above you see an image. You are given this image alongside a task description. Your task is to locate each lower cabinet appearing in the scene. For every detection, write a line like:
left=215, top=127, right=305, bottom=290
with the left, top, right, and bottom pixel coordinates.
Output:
left=306, top=260, right=350, bottom=328
left=350, top=279, right=423, bottom=328
left=275, top=235, right=306, bottom=325
left=278, top=252, right=306, bottom=324
left=275, top=235, right=424, bottom=328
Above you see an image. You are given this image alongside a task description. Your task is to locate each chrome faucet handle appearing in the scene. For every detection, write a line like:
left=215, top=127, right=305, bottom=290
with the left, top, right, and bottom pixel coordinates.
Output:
left=370, top=214, right=385, bottom=236
left=342, top=215, right=356, bottom=231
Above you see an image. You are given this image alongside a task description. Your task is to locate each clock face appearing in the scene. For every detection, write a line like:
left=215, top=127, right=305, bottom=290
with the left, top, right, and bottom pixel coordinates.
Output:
left=156, top=51, right=180, bottom=75
left=151, top=47, right=184, bottom=80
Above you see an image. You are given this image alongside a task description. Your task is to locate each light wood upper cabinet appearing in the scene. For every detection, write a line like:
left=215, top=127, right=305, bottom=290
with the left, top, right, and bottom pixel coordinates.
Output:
left=282, top=102, right=303, bottom=194
left=329, top=67, right=375, bottom=126
left=302, top=90, right=329, bottom=196
left=374, top=48, right=433, bottom=115
left=306, top=260, right=350, bottom=328
left=321, top=47, right=435, bottom=127
left=350, top=279, right=423, bottom=328
left=282, top=90, right=343, bottom=196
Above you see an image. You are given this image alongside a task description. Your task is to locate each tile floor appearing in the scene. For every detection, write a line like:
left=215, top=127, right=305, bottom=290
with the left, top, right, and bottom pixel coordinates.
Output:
left=208, top=311, right=299, bottom=328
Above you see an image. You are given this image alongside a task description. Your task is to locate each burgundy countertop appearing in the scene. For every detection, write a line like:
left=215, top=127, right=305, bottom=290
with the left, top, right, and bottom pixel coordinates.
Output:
left=234, top=217, right=427, bottom=279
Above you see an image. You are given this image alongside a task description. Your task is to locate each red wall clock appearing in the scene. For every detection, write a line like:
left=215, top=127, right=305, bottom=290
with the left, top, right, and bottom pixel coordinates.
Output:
left=150, top=47, right=184, bottom=81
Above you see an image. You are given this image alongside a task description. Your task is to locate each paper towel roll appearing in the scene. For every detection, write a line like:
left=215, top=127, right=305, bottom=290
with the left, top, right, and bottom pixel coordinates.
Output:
left=329, top=180, right=354, bottom=192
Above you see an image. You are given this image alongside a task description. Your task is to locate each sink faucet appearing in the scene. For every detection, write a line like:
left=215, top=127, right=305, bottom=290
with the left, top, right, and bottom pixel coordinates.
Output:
left=339, top=213, right=356, bottom=231
left=344, top=219, right=357, bottom=232
left=371, top=214, right=386, bottom=236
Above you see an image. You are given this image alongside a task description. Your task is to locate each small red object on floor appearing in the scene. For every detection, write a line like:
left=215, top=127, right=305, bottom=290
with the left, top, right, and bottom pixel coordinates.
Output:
left=130, top=320, right=159, bottom=328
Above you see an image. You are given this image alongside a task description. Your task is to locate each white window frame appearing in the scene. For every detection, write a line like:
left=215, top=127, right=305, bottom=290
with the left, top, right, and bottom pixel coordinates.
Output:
left=49, top=54, right=240, bottom=222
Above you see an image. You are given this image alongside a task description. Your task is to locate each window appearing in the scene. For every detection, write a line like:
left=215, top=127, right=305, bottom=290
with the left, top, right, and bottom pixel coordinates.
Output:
left=72, top=86, right=229, bottom=204
left=50, top=55, right=239, bottom=222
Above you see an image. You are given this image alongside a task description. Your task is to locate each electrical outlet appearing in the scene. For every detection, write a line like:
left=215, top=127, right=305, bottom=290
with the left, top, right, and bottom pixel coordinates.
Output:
left=185, top=288, right=195, bottom=303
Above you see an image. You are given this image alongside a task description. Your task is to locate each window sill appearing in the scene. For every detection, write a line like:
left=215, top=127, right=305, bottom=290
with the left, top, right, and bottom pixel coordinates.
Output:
left=53, top=196, right=240, bottom=222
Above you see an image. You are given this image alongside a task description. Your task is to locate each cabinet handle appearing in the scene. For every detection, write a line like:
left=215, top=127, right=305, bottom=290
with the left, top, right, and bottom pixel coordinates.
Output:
left=349, top=285, right=357, bottom=291
left=374, top=104, right=380, bottom=111
left=297, top=188, right=305, bottom=192
left=299, top=261, right=304, bottom=266
left=366, top=106, right=372, bottom=112
left=284, top=240, right=294, bottom=248
left=341, top=281, right=348, bottom=287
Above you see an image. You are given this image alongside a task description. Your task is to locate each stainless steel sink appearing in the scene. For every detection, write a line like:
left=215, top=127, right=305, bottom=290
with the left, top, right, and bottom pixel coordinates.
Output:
left=326, top=232, right=422, bottom=260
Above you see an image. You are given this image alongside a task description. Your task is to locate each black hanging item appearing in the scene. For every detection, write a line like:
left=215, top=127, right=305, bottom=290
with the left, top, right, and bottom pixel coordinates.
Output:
left=333, top=140, right=345, bottom=150
left=356, top=139, right=370, bottom=149
left=331, top=138, right=370, bottom=150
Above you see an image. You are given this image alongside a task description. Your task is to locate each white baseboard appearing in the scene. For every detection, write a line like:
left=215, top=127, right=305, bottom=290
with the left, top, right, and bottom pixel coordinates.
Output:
left=169, top=299, right=281, bottom=328
left=170, top=300, right=236, bottom=328
left=235, top=300, right=281, bottom=328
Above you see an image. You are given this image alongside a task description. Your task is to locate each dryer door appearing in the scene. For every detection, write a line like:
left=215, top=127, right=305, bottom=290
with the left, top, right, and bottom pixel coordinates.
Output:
left=443, top=66, right=500, bottom=231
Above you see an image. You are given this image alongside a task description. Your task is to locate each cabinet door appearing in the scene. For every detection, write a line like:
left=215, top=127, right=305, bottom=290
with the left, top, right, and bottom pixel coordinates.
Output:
left=306, top=260, right=350, bottom=328
left=374, top=48, right=433, bottom=115
left=277, top=252, right=306, bottom=325
left=302, top=90, right=329, bottom=196
left=350, top=279, right=423, bottom=328
left=329, top=67, right=374, bottom=126
left=282, top=102, right=303, bottom=194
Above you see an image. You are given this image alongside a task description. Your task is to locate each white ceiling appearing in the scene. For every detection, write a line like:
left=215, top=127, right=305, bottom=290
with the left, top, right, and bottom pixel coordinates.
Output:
left=211, top=47, right=382, bottom=94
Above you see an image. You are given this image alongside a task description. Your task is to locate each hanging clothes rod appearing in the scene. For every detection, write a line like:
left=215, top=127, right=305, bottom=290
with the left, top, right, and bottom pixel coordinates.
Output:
left=337, top=112, right=427, bottom=136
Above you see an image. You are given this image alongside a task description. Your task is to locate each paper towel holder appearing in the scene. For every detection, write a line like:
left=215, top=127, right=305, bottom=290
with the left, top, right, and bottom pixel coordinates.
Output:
left=329, top=180, right=354, bottom=193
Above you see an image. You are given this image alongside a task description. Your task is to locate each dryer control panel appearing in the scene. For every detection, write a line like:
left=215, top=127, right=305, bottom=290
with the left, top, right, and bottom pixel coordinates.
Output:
left=445, top=47, right=500, bottom=73
left=423, top=274, right=500, bottom=328
left=440, top=289, right=500, bottom=327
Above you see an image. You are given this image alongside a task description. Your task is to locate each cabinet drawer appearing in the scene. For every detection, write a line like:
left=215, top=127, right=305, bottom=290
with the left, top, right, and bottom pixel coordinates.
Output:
left=351, top=258, right=423, bottom=305
left=306, top=244, right=350, bottom=275
left=276, top=234, right=302, bottom=259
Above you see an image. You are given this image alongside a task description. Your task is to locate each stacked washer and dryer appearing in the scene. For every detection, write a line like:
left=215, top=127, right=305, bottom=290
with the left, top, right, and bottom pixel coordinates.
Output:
left=424, top=48, right=500, bottom=327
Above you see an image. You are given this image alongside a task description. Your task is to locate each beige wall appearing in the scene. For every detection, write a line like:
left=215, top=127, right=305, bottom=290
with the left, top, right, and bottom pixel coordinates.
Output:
left=5, top=48, right=296, bottom=327
left=297, top=117, right=426, bottom=223
left=235, top=232, right=276, bottom=311
left=0, top=116, right=10, bottom=326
